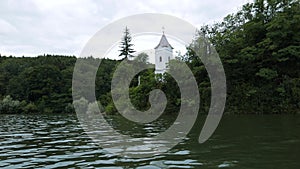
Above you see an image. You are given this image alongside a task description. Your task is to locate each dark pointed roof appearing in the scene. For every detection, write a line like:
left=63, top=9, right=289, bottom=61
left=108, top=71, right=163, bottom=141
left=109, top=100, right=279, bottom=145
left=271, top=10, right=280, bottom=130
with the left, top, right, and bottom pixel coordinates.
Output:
left=154, top=34, right=173, bottom=49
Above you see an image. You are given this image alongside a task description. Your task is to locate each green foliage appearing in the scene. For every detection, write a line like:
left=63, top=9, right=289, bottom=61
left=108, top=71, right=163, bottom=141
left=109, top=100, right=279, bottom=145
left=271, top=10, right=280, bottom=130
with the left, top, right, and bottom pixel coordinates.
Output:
left=87, top=102, right=101, bottom=114
left=0, top=95, right=21, bottom=114
left=119, top=27, right=135, bottom=60
left=23, top=102, right=38, bottom=113
left=73, top=97, right=89, bottom=113
left=0, top=55, right=118, bottom=114
left=256, top=68, right=278, bottom=80
left=105, top=102, right=117, bottom=115
left=134, top=52, right=149, bottom=63
left=196, top=0, right=300, bottom=114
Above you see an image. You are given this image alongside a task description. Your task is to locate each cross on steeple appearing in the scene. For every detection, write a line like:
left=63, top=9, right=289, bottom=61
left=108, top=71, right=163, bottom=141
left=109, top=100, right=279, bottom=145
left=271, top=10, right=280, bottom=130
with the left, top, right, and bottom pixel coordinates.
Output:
left=162, top=26, right=165, bottom=34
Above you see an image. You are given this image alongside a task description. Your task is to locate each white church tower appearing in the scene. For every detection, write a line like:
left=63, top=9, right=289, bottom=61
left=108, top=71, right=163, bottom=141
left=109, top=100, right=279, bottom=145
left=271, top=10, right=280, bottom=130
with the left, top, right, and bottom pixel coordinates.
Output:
left=154, top=31, right=173, bottom=74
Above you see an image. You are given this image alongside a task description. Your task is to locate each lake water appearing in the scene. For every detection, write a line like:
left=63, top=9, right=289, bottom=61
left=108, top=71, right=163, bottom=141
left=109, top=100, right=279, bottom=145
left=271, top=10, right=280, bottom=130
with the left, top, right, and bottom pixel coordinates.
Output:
left=0, top=114, right=299, bottom=169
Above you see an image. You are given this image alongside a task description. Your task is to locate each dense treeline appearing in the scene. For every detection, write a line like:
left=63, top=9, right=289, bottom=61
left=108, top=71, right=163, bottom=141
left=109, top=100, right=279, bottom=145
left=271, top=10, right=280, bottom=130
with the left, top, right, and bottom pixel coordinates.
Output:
left=0, top=55, right=75, bottom=113
left=0, top=0, right=299, bottom=114
left=0, top=55, right=118, bottom=114
left=200, top=0, right=300, bottom=114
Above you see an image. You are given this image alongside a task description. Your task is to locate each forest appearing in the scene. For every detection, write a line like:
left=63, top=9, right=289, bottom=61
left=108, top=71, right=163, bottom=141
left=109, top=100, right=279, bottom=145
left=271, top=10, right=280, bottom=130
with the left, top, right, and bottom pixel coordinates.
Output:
left=0, top=0, right=299, bottom=114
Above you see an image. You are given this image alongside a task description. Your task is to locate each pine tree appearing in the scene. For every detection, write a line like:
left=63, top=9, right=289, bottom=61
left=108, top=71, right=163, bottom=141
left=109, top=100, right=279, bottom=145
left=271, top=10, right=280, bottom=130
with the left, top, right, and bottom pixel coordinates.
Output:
left=119, top=26, right=135, bottom=60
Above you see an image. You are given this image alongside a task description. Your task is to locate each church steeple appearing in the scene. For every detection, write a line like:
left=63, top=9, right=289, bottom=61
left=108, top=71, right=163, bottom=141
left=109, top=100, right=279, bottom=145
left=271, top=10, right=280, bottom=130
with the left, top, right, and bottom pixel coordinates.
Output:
left=154, top=34, right=173, bottom=49
left=154, top=30, right=173, bottom=74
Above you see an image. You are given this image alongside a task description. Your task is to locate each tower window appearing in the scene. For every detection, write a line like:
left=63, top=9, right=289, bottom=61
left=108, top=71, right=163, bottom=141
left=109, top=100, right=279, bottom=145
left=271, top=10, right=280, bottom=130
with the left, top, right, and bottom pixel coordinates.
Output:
left=168, top=56, right=170, bottom=61
left=159, top=56, right=162, bottom=62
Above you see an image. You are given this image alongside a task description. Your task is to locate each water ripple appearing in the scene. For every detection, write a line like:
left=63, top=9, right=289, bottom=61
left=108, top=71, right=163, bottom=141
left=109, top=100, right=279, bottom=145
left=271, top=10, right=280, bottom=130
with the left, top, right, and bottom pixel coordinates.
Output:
left=0, top=114, right=299, bottom=168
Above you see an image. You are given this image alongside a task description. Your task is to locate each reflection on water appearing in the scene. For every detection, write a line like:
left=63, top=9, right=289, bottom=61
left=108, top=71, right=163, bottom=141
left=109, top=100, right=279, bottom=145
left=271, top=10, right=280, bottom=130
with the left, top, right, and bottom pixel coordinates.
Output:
left=0, top=114, right=299, bottom=168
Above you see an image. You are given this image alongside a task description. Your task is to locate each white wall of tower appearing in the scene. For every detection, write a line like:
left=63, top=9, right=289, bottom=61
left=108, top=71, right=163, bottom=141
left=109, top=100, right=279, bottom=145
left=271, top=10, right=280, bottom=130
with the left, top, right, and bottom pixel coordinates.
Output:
left=155, top=46, right=173, bottom=74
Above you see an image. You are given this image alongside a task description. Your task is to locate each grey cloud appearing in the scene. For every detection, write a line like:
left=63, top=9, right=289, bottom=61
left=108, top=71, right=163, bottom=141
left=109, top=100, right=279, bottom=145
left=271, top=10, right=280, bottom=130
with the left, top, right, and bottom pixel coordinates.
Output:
left=0, top=0, right=252, bottom=56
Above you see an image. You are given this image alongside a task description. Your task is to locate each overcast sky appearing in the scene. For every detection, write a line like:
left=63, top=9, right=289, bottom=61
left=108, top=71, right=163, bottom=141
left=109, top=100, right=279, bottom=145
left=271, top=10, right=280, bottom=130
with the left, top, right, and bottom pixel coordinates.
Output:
left=0, top=0, right=251, bottom=57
